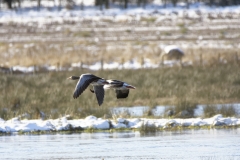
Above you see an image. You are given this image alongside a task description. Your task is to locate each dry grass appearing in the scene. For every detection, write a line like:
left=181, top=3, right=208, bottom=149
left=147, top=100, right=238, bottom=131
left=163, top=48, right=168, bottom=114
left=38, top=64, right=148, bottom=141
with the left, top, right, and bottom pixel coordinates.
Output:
left=174, top=99, right=198, bottom=118
left=0, top=63, right=240, bottom=120
left=204, top=105, right=237, bottom=118
left=0, top=41, right=239, bottom=69
left=0, top=17, right=240, bottom=120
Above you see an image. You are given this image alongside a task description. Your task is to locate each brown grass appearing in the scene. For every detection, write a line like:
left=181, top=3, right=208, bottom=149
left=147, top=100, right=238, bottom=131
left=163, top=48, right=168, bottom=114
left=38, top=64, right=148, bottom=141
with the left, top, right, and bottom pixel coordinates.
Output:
left=0, top=63, right=240, bottom=120
left=0, top=41, right=239, bottom=69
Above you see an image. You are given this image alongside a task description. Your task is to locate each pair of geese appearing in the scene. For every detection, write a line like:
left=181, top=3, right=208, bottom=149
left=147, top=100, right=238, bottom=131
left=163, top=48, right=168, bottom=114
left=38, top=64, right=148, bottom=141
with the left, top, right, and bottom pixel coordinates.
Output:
left=68, top=73, right=136, bottom=106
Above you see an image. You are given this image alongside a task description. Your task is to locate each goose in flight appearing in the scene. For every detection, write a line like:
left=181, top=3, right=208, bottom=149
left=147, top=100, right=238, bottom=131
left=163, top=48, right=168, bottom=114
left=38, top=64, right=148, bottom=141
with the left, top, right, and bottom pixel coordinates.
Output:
left=90, top=79, right=136, bottom=99
left=68, top=73, right=108, bottom=106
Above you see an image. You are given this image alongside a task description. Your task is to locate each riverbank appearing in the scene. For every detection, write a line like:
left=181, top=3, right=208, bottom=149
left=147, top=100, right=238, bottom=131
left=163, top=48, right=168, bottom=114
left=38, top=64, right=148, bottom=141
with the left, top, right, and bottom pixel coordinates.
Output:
left=1, top=114, right=240, bottom=135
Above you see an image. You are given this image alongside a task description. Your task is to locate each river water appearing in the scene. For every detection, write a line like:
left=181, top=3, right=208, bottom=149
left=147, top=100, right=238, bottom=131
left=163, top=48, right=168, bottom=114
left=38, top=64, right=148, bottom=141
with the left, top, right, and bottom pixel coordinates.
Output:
left=1, top=128, right=240, bottom=160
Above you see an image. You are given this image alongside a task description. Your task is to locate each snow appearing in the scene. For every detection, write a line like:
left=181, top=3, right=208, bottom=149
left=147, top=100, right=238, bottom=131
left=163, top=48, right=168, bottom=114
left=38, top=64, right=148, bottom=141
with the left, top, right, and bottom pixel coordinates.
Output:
left=163, top=45, right=184, bottom=54
left=0, top=1, right=240, bottom=25
left=0, top=2, right=240, bottom=72
left=12, top=66, right=35, bottom=73
left=4, top=104, right=238, bottom=133
left=0, top=2, right=240, bottom=133
left=0, top=114, right=239, bottom=133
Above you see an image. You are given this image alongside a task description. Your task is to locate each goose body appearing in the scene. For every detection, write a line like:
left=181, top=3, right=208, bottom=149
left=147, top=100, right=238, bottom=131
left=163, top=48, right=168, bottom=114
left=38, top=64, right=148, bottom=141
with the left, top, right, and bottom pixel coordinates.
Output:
left=68, top=73, right=108, bottom=106
left=90, top=79, right=136, bottom=99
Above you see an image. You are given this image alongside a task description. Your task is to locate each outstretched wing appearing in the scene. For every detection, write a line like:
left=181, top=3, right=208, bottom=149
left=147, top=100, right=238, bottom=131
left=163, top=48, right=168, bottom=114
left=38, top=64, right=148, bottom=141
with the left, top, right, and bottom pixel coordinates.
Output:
left=115, top=89, right=129, bottom=99
left=73, top=74, right=100, bottom=99
left=93, top=85, right=105, bottom=106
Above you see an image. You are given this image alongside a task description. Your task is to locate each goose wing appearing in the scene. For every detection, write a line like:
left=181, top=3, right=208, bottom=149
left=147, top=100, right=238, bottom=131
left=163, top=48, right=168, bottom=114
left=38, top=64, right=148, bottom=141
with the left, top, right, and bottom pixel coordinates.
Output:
left=105, top=80, right=124, bottom=89
left=73, top=74, right=100, bottom=99
left=115, top=89, right=129, bottom=99
left=93, top=85, right=105, bottom=106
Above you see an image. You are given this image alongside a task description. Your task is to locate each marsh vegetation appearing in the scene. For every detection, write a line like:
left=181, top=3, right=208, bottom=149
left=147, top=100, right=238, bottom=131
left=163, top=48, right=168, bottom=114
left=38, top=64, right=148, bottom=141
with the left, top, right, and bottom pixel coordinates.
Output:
left=0, top=7, right=240, bottom=120
left=0, top=62, right=239, bottom=120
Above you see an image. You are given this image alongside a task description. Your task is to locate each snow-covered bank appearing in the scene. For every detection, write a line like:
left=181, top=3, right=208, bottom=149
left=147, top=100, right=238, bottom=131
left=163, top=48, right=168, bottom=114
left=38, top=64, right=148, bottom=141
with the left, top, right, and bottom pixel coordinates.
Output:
left=0, top=114, right=239, bottom=133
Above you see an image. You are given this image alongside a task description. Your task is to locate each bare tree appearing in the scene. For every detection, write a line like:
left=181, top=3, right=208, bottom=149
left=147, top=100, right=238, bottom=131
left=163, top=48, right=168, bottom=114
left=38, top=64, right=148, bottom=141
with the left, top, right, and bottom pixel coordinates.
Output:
left=37, top=0, right=41, bottom=11
left=95, top=0, right=103, bottom=10
left=124, top=0, right=128, bottom=9
left=105, top=0, right=109, bottom=9
left=4, top=0, right=13, bottom=9
left=95, top=0, right=110, bottom=10
left=137, top=0, right=141, bottom=7
left=136, top=0, right=147, bottom=8
left=163, top=0, right=167, bottom=8
left=142, top=0, right=147, bottom=8
left=185, top=0, right=189, bottom=9
left=209, top=0, right=214, bottom=6
left=58, top=0, right=62, bottom=10
left=171, top=0, right=177, bottom=7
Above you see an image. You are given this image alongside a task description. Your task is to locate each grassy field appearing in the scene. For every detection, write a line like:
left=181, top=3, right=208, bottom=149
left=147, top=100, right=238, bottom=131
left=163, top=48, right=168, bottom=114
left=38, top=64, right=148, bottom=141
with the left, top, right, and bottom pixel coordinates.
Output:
left=0, top=41, right=239, bottom=68
left=0, top=63, right=239, bottom=120
left=0, top=14, right=240, bottom=120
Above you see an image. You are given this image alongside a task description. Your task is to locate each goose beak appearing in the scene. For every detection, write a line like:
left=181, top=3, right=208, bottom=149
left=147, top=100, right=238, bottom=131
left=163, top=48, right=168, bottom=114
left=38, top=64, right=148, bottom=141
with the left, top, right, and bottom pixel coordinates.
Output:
left=68, top=76, right=80, bottom=80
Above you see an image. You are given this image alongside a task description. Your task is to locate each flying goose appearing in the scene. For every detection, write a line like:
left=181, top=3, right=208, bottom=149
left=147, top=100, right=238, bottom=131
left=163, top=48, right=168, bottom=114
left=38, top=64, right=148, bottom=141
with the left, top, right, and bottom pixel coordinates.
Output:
left=90, top=79, right=136, bottom=99
left=68, top=73, right=108, bottom=106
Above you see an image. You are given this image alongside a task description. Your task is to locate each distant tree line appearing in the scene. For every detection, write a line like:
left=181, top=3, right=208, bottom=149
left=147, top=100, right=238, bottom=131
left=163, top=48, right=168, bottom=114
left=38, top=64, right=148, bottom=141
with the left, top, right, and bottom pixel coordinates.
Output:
left=1, top=0, right=240, bottom=10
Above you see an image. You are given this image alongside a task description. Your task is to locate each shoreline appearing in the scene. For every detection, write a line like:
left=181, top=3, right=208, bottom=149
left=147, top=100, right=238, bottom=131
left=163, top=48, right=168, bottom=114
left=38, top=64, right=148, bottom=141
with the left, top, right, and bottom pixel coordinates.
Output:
left=1, top=114, right=240, bottom=135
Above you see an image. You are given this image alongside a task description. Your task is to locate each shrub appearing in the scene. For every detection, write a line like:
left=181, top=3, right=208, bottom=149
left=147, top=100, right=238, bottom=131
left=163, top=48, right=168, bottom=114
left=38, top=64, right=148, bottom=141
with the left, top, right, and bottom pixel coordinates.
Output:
left=219, top=105, right=236, bottom=117
left=174, top=99, right=198, bottom=118
left=204, top=105, right=237, bottom=118
left=203, top=105, right=218, bottom=118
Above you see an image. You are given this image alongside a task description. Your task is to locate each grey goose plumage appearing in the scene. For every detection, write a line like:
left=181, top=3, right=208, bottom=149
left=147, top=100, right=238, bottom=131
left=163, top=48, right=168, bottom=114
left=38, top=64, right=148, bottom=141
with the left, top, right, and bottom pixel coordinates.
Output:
left=68, top=73, right=108, bottom=106
left=104, top=80, right=136, bottom=99
left=90, top=79, right=136, bottom=99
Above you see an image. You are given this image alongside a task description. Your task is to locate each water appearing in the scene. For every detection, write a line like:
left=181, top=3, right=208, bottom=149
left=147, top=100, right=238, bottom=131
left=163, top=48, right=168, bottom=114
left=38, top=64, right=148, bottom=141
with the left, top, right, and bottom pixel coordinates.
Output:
left=1, top=129, right=240, bottom=160
left=111, top=104, right=240, bottom=117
